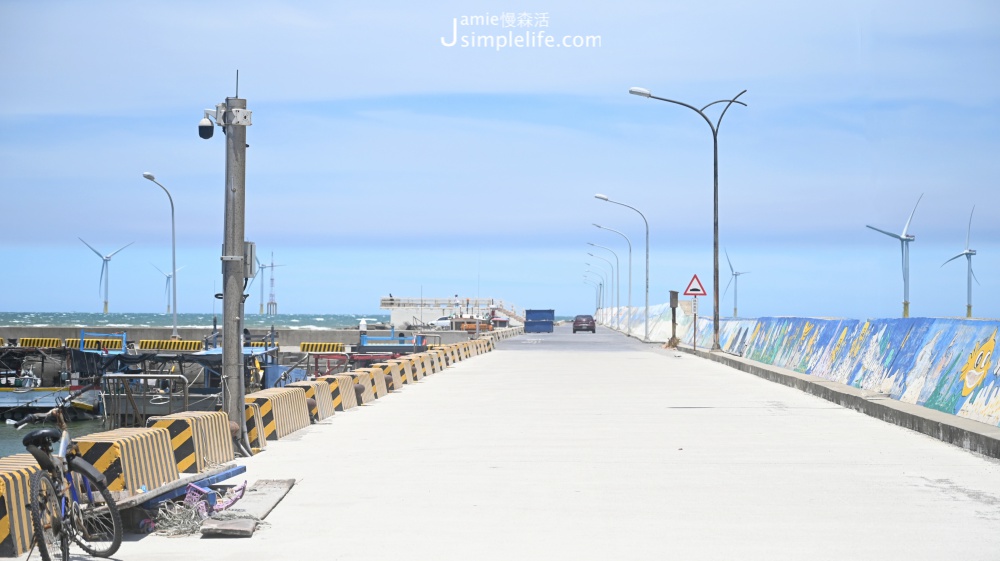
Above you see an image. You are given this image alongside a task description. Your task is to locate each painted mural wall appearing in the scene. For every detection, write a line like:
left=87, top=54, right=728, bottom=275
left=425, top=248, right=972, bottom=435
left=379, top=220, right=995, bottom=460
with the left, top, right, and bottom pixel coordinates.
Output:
left=596, top=306, right=1000, bottom=428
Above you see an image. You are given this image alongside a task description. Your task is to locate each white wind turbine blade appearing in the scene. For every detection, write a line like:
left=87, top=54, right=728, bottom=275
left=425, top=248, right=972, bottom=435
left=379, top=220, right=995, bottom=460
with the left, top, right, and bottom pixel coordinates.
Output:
left=152, top=264, right=168, bottom=277
left=901, top=193, right=923, bottom=238
left=941, top=252, right=965, bottom=267
left=971, top=263, right=981, bottom=286
left=966, top=205, right=975, bottom=250
left=725, top=248, right=734, bottom=275
left=108, top=242, right=134, bottom=258
left=722, top=274, right=734, bottom=300
left=866, top=225, right=904, bottom=240
left=79, top=237, right=104, bottom=258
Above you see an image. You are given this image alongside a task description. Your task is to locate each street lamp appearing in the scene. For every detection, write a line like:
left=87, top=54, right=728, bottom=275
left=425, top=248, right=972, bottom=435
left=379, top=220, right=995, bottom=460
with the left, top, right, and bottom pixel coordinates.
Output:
left=595, top=194, right=650, bottom=342
left=585, top=267, right=607, bottom=310
left=583, top=275, right=603, bottom=310
left=142, top=172, right=179, bottom=339
left=587, top=252, right=615, bottom=327
left=588, top=243, right=620, bottom=331
left=594, top=223, right=632, bottom=337
left=628, top=86, right=747, bottom=351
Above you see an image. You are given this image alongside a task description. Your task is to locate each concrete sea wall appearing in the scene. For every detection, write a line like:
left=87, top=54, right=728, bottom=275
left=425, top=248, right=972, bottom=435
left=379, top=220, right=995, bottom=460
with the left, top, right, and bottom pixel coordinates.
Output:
left=598, top=306, right=1000, bottom=428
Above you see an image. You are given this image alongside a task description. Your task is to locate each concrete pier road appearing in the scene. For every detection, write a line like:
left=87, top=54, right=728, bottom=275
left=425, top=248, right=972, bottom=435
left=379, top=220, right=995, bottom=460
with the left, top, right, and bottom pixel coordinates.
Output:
left=117, top=325, right=1000, bottom=561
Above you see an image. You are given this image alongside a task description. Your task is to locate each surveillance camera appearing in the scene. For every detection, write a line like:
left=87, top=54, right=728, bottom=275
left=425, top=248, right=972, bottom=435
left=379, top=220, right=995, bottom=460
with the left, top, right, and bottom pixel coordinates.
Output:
left=199, top=117, right=214, bottom=139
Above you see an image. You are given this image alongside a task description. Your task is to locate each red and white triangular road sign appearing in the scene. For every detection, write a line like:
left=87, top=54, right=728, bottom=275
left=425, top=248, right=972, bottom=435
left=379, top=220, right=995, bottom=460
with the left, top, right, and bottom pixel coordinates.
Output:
left=684, top=274, right=707, bottom=297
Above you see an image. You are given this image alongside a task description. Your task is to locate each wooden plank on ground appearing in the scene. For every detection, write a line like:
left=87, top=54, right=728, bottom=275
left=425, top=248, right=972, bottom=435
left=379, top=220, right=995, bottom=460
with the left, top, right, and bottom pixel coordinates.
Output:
left=231, top=479, right=295, bottom=520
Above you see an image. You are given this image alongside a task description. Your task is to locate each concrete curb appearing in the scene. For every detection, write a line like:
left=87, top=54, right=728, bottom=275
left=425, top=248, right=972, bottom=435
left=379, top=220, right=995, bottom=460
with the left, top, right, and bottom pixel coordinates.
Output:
left=680, top=347, right=1000, bottom=459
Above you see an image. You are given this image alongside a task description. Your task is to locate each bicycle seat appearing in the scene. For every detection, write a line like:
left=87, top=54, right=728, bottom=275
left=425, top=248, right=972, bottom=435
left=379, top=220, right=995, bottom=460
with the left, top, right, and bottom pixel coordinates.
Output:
left=22, top=428, right=61, bottom=448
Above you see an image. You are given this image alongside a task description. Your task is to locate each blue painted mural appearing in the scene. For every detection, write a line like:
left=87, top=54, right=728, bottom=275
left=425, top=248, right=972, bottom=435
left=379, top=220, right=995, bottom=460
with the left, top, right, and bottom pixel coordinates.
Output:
left=597, top=306, right=1000, bottom=428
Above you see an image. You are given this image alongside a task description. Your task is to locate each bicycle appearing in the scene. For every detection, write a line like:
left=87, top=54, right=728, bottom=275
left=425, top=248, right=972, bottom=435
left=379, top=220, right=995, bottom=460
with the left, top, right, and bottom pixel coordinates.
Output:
left=15, top=385, right=123, bottom=561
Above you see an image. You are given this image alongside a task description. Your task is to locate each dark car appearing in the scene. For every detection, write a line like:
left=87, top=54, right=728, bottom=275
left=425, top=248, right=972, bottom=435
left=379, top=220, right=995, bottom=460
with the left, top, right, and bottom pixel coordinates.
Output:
left=572, top=314, right=596, bottom=333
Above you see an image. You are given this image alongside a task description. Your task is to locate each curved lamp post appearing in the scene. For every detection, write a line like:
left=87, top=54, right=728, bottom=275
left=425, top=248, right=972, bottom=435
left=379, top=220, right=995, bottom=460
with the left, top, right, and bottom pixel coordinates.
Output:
left=585, top=267, right=607, bottom=310
left=587, top=253, right=615, bottom=327
left=588, top=243, right=620, bottom=330
left=583, top=277, right=603, bottom=311
left=594, top=224, right=632, bottom=336
left=594, top=194, right=649, bottom=341
left=628, top=86, right=746, bottom=351
left=142, top=172, right=179, bottom=339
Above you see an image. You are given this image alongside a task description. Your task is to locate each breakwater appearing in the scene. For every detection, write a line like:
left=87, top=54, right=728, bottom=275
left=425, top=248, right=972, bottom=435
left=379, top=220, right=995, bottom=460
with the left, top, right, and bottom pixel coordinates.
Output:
left=599, top=305, right=1000, bottom=428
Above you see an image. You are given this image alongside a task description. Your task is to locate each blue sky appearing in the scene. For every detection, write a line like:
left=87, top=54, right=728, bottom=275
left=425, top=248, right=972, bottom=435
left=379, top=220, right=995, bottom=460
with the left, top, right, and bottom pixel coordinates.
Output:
left=1, top=1, right=999, bottom=319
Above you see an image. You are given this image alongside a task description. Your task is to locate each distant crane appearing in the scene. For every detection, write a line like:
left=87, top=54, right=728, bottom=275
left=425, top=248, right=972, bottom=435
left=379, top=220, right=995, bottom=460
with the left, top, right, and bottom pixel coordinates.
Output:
left=265, top=252, right=284, bottom=316
left=248, top=254, right=284, bottom=315
left=942, top=206, right=979, bottom=318
left=866, top=193, right=922, bottom=318
left=723, top=249, right=749, bottom=318
left=79, top=238, right=133, bottom=314
left=152, top=264, right=185, bottom=314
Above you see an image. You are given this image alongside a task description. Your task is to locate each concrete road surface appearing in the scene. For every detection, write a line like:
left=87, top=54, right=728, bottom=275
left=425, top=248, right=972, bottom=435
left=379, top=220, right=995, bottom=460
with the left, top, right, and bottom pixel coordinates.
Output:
left=86, top=325, right=1000, bottom=560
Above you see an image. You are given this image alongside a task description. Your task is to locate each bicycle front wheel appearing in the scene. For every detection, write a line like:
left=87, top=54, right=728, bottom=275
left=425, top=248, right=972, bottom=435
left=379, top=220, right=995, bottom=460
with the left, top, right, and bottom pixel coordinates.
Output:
left=67, top=466, right=123, bottom=557
left=29, top=471, right=69, bottom=561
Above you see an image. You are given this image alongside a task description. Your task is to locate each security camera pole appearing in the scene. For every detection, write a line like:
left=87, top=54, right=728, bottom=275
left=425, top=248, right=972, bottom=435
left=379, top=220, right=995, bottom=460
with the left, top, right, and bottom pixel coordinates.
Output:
left=202, top=96, right=252, bottom=450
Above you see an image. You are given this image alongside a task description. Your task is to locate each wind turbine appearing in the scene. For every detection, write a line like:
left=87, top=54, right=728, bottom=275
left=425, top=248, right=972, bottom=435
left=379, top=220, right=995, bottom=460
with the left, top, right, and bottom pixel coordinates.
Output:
left=722, top=249, right=749, bottom=318
left=152, top=264, right=185, bottom=314
left=79, top=238, right=133, bottom=314
left=942, top=206, right=979, bottom=318
left=866, top=193, right=922, bottom=318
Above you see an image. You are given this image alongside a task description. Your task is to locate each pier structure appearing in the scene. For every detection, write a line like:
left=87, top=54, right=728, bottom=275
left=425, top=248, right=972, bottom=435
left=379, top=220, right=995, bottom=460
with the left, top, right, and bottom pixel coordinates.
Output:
left=79, top=323, right=1000, bottom=561
left=380, top=296, right=525, bottom=329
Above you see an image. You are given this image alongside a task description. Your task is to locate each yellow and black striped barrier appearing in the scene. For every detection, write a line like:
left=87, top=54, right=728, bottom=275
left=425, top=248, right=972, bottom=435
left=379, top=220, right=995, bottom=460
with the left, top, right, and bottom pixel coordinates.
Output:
left=145, top=411, right=233, bottom=474
left=429, top=345, right=451, bottom=368
left=347, top=370, right=376, bottom=404
left=316, top=374, right=358, bottom=411
left=65, top=338, right=124, bottom=350
left=300, top=342, right=345, bottom=353
left=287, top=381, right=335, bottom=421
left=244, top=402, right=267, bottom=454
left=0, top=455, right=39, bottom=557
left=446, top=344, right=460, bottom=364
left=138, top=340, right=204, bottom=351
left=354, top=368, right=388, bottom=399
left=386, top=359, right=413, bottom=384
left=75, top=428, right=179, bottom=495
left=16, top=337, right=62, bottom=348
left=244, top=388, right=311, bottom=441
left=371, top=362, right=403, bottom=391
left=408, top=356, right=425, bottom=381
left=431, top=349, right=448, bottom=370
left=419, top=353, right=434, bottom=376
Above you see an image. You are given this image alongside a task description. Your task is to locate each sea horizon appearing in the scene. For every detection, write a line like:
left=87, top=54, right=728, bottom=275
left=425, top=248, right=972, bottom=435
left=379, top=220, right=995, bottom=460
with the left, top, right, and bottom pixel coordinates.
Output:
left=0, top=311, right=390, bottom=330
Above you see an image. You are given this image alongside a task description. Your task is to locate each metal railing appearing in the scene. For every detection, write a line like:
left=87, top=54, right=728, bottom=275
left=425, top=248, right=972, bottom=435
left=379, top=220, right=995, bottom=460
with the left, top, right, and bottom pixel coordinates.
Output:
left=101, top=373, right=197, bottom=429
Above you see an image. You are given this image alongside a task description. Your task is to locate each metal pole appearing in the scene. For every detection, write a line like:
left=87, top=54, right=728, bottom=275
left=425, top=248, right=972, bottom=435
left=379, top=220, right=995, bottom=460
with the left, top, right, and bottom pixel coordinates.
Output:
left=144, top=176, right=179, bottom=339
left=588, top=243, right=620, bottom=331
left=221, top=96, right=249, bottom=445
left=594, top=224, right=632, bottom=337
left=585, top=268, right=606, bottom=317
left=628, top=89, right=746, bottom=350
left=595, top=196, right=649, bottom=342
left=588, top=253, right=614, bottom=327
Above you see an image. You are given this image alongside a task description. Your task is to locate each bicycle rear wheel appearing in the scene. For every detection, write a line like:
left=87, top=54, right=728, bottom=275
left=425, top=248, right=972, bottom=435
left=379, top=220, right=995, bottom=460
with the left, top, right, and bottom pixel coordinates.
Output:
left=29, top=471, right=69, bottom=561
left=67, top=466, right=123, bottom=557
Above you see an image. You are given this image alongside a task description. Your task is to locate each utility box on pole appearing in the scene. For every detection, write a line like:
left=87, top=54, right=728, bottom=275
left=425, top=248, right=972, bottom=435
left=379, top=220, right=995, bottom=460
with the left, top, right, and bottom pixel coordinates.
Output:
left=668, top=290, right=679, bottom=347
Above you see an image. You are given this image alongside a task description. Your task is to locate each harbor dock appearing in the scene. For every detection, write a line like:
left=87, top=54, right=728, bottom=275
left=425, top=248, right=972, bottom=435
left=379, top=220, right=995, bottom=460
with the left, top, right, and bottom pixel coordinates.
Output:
left=17, top=324, right=997, bottom=561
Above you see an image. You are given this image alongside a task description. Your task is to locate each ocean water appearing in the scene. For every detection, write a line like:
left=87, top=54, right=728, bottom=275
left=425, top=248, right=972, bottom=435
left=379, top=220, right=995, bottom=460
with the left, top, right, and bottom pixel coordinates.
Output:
left=0, top=312, right=389, bottom=330
left=0, top=418, right=107, bottom=459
